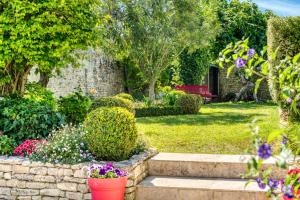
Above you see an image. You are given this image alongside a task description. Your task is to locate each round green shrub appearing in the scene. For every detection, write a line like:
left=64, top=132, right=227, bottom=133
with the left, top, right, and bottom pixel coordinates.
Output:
left=0, top=97, right=64, bottom=144
left=91, top=96, right=135, bottom=113
left=0, top=135, right=16, bottom=155
left=115, top=93, right=134, bottom=102
left=176, top=94, right=203, bottom=114
left=30, top=125, right=93, bottom=164
left=83, top=107, right=138, bottom=161
left=24, top=82, right=57, bottom=109
left=58, top=92, right=92, bottom=124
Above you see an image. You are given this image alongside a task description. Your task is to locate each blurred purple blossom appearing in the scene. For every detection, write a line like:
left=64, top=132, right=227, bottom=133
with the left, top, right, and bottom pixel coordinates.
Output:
left=287, top=97, right=292, bottom=104
left=248, top=48, right=256, bottom=58
left=86, top=163, right=128, bottom=178
left=268, top=178, right=279, bottom=189
left=235, top=57, right=247, bottom=68
left=256, top=178, right=266, bottom=189
left=257, top=143, right=272, bottom=159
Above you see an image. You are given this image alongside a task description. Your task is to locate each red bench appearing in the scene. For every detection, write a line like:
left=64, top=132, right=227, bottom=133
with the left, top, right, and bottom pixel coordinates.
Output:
left=175, top=85, right=217, bottom=100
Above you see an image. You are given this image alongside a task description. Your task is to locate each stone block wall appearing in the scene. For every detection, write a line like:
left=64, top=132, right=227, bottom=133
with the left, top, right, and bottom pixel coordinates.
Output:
left=0, top=150, right=157, bottom=200
left=28, top=51, right=124, bottom=98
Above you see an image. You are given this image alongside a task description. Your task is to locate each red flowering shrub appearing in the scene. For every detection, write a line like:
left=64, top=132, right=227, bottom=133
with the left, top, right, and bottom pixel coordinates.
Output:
left=13, top=140, right=46, bottom=157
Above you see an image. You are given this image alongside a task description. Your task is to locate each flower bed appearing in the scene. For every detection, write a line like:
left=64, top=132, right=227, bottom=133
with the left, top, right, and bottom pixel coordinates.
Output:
left=0, top=149, right=157, bottom=200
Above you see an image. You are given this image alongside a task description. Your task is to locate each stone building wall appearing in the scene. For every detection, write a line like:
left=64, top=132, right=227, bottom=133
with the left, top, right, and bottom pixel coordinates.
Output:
left=0, top=150, right=157, bottom=200
left=219, top=67, right=271, bottom=100
left=28, top=51, right=124, bottom=98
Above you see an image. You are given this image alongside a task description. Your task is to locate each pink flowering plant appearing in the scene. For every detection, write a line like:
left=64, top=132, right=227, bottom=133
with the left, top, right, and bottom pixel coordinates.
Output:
left=244, top=122, right=299, bottom=199
left=14, top=139, right=45, bottom=157
left=86, top=163, right=128, bottom=179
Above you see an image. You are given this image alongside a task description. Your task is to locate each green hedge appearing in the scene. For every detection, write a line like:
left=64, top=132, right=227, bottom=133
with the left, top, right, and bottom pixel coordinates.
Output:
left=176, top=94, right=203, bottom=114
left=91, top=96, right=135, bottom=113
left=135, top=106, right=185, bottom=117
left=267, top=17, right=300, bottom=102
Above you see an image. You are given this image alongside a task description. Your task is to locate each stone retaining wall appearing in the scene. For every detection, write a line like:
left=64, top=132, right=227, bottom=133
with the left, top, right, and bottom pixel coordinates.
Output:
left=0, top=150, right=157, bottom=200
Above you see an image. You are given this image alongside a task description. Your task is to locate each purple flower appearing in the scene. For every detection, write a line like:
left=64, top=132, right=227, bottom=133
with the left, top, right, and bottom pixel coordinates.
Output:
left=282, top=136, right=288, bottom=145
left=257, top=143, right=272, bottom=159
left=282, top=184, right=294, bottom=198
left=287, top=97, right=292, bottom=104
left=248, top=48, right=256, bottom=58
left=235, top=57, right=247, bottom=68
left=268, top=178, right=279, bottom=189
left=256, top=178, right=266, bottom=189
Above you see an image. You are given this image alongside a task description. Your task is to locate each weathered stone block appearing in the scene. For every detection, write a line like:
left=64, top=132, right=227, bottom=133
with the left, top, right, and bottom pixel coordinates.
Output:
left=34, top=175, right=56, bottom=183
left=17, top=196, right=32, bottom=200
left=63, top=176, right=86, bottom=184
left=32, top=196, right=42, bottom=200
left=42, top=197, right=59, bottom=200
left=0, top=164, right=12, bottom=172
left=40, top=189, right=65, bottom=197
left=6, top=179, right=26, bottom=188
left=63, top=169, right=73, bottom=176
left=4, top=172, right=11, bottom=180
left=48, top=168, right=59, bottom=176
left=14, top=174, right=35, bottom=181
left=11, top=188, right=39, bottom=196
left=0, top=179, right=6, bottom=187
left=12, top=165, right=30, bottom=174
left=77, top=184, right=89, bottom=193
left=0, top=187, right=11, bottom=195
left=66, top=192, right=83, bottom=200
left=30, top=167, right=48, bottom=175
left=83, top=193, right=92, bottom=200
left=57, top=182, right=77, bottom=191
left=73, top=170, right=87, bottom=178
left=26, top=182, right=49, bottom=189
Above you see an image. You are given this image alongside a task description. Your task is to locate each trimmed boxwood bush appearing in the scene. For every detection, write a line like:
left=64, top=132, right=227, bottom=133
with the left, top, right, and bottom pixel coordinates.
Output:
left=115, top=93, right=134, bottom=102
left=83, top=107, right=138, bottom=161
left=91, top=96, right=135, bottom=113
left=135, top=106, right=184, bottom=117
left=0, top=97, right=64, bottom=144
left=267, top=17, right=300, bottom=102
left=58, top=92, right=92, bottom=124
left=176, top=94, right=203, bottom=114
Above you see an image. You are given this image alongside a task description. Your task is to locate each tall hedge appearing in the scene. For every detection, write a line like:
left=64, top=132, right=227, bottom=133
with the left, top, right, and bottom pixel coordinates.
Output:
left=267, top=17, right=300, bottom=103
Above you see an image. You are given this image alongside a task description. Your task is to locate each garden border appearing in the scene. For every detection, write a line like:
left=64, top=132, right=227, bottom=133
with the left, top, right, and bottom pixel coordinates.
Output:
left=0, top=149, right=157, bottom=200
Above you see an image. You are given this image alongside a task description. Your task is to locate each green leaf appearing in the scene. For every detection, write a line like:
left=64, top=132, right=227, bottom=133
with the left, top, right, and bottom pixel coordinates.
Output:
left=227, top=65, right=235, bottom=78
left=267, top=130, right=283, bottom=143
left=292, top=53, right=300, bottom=64
left=255, top=78, right=263, bottom=94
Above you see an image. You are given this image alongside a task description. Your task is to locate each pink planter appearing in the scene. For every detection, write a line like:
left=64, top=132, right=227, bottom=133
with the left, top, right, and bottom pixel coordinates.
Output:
left=88, top=177, right=128, bottom=200
left=283, top=190, right=300, bottom=200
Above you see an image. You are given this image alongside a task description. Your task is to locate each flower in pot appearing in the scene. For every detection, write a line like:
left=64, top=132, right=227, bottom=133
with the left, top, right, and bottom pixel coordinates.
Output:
left=86, top=163, right=128, bottom=200
left=282, top=168, right=300, bottom=200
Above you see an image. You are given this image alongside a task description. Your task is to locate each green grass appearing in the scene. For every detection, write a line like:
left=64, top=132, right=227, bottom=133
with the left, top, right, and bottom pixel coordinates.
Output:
left=136, top=102, right=280, bottom=154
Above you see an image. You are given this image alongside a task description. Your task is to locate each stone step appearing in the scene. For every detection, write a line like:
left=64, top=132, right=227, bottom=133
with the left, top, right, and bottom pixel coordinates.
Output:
left=136, top=176, right=268, bottom=200
left=148, top=153, right=286, bottom=179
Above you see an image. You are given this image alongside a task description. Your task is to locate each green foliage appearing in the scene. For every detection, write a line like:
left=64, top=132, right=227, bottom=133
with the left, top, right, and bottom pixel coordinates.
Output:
left=179, top=48, right=211, bottom=85
left=267, top=17, right=300, bottom=103
left=0, top=0, right=102, bottom=96
left=176, top=94, right=203, bottom=114
left=160, top=86, right=186, bottom=106
left=0, top=97, right=64, bottom=144
left=101, top=0, right=220, bottom=100
left=130, top=134, right=149, bottom=156
left=91, top=96, right=135, bottom=113
left=0, top=135, right=15, bottom=155
left=58, top=92, right=92, bottom=125
left=24, top=83, right=56, bottom=109
left=135, top=106, right=184, bottom=117
left=211, top=0, right=273, bottom=59
left=83, top=107, right=138, bottom=161
left=287, top=125, right=300, bottom=155
left=115, top=93, right=134, bottom=102
left=218, top=39, right=300, bottom=119
left=30, top=125, right=93, bottom=164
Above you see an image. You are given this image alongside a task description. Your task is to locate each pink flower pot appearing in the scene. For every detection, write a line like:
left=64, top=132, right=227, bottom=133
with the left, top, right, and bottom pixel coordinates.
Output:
left=88, top=177, right=127, bottom=200
left=283, top=190, right=300, bottom=200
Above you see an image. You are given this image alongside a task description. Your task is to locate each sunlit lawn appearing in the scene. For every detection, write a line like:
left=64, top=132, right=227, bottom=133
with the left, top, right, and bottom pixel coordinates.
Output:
left=136, top=102, right=279, bottom=154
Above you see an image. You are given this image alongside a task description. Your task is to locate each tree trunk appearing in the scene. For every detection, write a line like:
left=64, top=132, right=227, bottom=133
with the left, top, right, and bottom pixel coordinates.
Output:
left=235, top=81, right=259, bottom=102
left=0, top=64, right=31, bottom=96
left=148, top=78, right=156, bottom=102
left=38, top=72, right=50, bottom=87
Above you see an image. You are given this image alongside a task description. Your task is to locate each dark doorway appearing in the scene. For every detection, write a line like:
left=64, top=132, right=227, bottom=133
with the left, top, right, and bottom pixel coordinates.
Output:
left=209, top=66, right=219, bottom=95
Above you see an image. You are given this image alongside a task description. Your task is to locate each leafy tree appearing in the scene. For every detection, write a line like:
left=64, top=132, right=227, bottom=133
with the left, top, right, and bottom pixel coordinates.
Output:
left=100, top=0, right=220, bottom=100
left=179, top=48, right=211, bottom=85
left=211, top=0, right=274, bottom=60
left=0, top=0, right=102, bottom=96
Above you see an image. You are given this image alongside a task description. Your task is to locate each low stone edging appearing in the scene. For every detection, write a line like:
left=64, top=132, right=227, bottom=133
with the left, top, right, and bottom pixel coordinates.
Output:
left=0, top=149, right=158, bottom=200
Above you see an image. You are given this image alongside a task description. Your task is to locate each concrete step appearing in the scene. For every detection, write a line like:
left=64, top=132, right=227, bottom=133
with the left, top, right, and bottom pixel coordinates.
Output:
left=136, top=176, right=268, bottom=200
left=148, top=153, right=286, bottom=179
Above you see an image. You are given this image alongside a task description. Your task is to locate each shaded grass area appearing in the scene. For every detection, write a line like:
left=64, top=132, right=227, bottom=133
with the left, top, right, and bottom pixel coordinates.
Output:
left=136, top=102, right=279, bottom=154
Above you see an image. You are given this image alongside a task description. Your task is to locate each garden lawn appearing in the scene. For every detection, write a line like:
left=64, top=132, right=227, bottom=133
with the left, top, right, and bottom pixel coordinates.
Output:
left=136, top=102, right=279, bottom=154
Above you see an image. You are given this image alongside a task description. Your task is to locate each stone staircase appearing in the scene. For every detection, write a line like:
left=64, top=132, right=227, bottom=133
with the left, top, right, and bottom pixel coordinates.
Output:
left=135, top=153, right=286, bottom=200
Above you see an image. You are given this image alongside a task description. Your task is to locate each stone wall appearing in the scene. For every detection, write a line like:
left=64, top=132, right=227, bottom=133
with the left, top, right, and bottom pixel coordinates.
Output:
left=0, top=150, right=157, bottom=200
left=219, top=67, right=271, bottom=100
left=28, top=51, right=124, bottom=98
